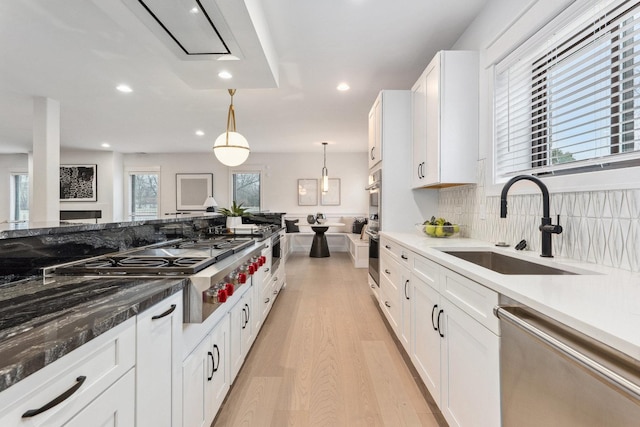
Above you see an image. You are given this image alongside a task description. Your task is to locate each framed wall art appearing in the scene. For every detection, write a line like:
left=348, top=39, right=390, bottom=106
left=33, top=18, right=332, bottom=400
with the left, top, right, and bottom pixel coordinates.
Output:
left=297, top=179, right=318, bottom=206
left=176, top=173, right=213, bottom=211
left=60, top=164, right=97, bottom=202
left=321, top=178, right=341, bottom=206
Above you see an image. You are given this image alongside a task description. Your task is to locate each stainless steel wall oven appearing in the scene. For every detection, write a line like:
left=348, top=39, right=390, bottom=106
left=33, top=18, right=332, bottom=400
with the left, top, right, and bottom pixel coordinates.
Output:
left=366, top=169, right=381, bottom=286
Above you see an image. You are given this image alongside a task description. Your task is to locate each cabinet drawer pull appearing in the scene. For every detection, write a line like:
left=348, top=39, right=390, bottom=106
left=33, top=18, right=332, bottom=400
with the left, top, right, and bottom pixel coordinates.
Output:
left=213, top=344, right=220, bottom=373
left=385, top=245, right=391, bottom=249
left=265, top=298, right=270, bottom=304
left=431, top=304, right=439, bottom=331
left=401, top=254, right=408, bottom=261
left=273, top=290, right=278, bottom=295
left=265, top=268, right=270, bottom=272
left=207, top=351, right=215, bottom=380
left=385, top=301, right=391, bottom=308
left=437, top=309, right=444, bottom=338
left=384, top=269, right=391, bottom=275
left=151, top=304, right=176, bottom=320
left=242, top=308, right=247, bottom=329
left=22, top=376, right=87, bottom=418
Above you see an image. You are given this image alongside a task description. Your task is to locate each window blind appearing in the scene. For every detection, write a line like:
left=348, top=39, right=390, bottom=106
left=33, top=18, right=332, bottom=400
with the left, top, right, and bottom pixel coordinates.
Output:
left=495, top=0, right=640, bottom=178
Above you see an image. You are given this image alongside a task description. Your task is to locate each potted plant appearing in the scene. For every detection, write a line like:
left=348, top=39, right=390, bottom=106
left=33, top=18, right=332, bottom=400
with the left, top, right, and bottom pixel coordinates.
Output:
left=218, top=201, right=248, bottom=228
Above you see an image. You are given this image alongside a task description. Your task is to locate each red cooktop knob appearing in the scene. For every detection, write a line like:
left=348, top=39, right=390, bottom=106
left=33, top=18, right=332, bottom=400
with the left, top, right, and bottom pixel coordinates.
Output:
left=248, top=264, right=255, bottom=275
left=225, top=282, right=235, bottom=295
left=217, top=288, right=228, bottom=303
left=237, top=273, right=247, bottom=284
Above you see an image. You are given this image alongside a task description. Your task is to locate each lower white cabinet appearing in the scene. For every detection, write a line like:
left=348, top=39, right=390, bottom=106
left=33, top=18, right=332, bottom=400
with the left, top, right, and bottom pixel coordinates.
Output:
left=379, top=241, right=501, bottom=427
left=230, top=284, right=254, bottom=379
left=439, top=298, right=500, bottom=427
left=411, top=272, right=441, bottom=405
left=136, top=291, right=183, bottom=427
left=65, top=369, right=135, bottom=427
left=0, top=318, right=136, bottom=427
left=182, top=315, right=230, bottom=427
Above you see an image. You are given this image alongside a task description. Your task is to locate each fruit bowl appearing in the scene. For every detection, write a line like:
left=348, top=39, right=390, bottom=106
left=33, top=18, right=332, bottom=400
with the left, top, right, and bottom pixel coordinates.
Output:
left=423, top=223, right=460, bottom=238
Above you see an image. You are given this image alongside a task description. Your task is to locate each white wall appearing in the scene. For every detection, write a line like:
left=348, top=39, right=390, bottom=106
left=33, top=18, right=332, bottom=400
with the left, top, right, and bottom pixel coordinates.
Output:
left=123, top=151, right=368, bottom=217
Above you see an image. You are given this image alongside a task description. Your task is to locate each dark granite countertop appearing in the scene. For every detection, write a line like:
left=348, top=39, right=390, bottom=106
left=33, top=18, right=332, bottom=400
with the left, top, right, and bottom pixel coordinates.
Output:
left=0, top=276, right=187, bottom=393
left=0, top=213, right=223, bottom=240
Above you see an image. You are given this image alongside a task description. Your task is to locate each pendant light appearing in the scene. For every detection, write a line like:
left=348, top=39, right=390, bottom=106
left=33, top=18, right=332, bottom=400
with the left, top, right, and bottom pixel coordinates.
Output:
left=321, top=142, right=329, bottom=193
left=213, top=89, right=250, bottom=167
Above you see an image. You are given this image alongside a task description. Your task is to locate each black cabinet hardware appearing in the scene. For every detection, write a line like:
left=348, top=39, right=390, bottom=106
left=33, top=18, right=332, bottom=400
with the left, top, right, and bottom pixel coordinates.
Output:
left=213, top=345, right=220, bottom=373
left=22, top=376, right=87, bottom=418
left=437, top=309, right=444, bottom=338
left=384, top=301, right=391, bottom=308
left=152, top=304, right=176, bottom=320
left=431, top=305, right=439, bottom=330
left=207, top=351, right=215, bottom=380
left=404, top=280, right=410, bottom=300
left=401, top=254, right=408, bottom=260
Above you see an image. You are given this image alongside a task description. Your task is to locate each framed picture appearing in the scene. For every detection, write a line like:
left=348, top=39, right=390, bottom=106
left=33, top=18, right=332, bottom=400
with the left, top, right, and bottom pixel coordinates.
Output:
left=321, top=178, right=341, bottom=206
left=297, top=179, right=318, bottom=206
left=60, top=164, right=97, bottom=202
left=176, top=173, right=213, bottom=211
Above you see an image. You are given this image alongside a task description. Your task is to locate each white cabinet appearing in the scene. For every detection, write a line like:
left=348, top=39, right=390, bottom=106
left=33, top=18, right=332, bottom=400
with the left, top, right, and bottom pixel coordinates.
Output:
left=380, top=237, right=412, bottom=352
left=182, top=315, right=230, bottom=427
left=65, top=369, right=135, bottom=427
left=230, top=285, right=254, bottom=379
left=411, top=270, right=441, bottom=404
left=368, top=94, right=382, bottom=169
left=411, top=50, right=478, bottom=188
left=377, top=238, right=501, bottom=427
left=439, top=298, right=500, bottom=427
left=136, top=291, right=183, bottom=427
left=0, top=318, right=136, bottom=427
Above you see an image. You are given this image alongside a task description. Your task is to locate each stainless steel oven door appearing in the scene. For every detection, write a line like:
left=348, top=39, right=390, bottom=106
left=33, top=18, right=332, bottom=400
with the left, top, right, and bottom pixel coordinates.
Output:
left=367, top=231, right=379, bottom=287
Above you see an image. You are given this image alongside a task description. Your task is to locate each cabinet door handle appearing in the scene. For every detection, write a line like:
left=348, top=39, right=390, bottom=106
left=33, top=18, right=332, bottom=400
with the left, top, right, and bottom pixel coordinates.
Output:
left=401, top=254, right=408, bottom=260
left=421, top=162, right=426, bottom=178
left=151, top=304, right=176, bottom=320
left=384, top=269, right=391, bottom=275
left=265, top=298, right=270, bottom=304
left=242, top=308, right=247, bottom=329
left=370, top=284, right=375, bottom=289
left=213, top=344, right=220, bottom=373
left=207, top=351, right=215, bottom=380
left=404, top=280, right=410, bottom=300
left=431, top=305, right=439, bottom=331
left=22, top=376, right=87, bottom=418
left=265, top=268, right=270, bottom=272
left=245, top=303, right=250, bottom=322
left=418, top=162, right=422, bottom=179
left=371, top=147, right=375, bottom=160
left=385, top=245, right=391, bottom=249
left=384, top=301, right=391, bottom=308
left=437, top=309, right=444, bottom=338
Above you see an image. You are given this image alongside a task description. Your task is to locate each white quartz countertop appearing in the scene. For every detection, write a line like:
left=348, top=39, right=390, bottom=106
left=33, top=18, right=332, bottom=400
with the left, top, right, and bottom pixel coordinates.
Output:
left=381, top=231, right=640, bottom=360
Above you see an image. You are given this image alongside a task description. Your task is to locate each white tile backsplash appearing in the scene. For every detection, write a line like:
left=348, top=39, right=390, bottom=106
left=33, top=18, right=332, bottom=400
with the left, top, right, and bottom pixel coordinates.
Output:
left=437, top=162, right=640, bottom=272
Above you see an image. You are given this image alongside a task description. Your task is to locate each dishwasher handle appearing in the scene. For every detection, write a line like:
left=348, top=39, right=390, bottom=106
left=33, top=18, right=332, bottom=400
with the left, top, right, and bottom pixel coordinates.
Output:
left=494, top=305, right=640, bottom=401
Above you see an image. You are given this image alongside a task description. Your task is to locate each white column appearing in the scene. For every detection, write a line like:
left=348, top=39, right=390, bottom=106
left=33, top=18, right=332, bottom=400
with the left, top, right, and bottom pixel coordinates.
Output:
left=30, top=97, right=60, bottom=223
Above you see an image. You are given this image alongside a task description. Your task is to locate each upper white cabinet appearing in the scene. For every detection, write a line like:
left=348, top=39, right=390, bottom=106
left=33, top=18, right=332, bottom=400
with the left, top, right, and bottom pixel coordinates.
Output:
left=368, top=94, right=382, bottom=169
left=411, top=50, right=478, bottom=188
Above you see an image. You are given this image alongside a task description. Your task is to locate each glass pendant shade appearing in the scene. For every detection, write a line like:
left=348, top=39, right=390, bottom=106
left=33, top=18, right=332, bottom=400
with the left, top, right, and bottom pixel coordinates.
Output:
left=213, top=89, right=250, bottom=167
left=214, top=132, right=250, bottom=166
left=321, top=142, right=329, bottom=193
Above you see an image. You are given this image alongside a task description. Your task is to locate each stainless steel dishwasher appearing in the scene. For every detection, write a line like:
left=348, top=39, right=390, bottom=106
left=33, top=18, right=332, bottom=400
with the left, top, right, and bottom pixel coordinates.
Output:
left=495, top=301, right=640, bottom=426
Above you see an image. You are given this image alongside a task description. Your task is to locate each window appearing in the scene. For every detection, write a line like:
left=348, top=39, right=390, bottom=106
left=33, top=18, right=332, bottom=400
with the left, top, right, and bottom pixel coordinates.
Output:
left=231, top=171, right=261, bottom=211
left=10, top=173, right=29, bottom=221
left=495, top=0, right=640, bottom=179
left=128, top=172, right=159, bottom=219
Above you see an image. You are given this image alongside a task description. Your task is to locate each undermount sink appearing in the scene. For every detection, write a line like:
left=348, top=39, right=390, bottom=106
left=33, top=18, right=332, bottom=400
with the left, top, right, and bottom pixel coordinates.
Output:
left=442, top=250, right=578, bottom=275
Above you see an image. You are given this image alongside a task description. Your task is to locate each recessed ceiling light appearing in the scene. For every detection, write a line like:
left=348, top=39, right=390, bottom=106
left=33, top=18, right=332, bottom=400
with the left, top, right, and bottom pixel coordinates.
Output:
left=337, top=83, right=350, bottom=91
left=190, top=7, right=199, bottom=14
left=195, top=130, right=205, bottom=136
left=101, top=142, right=111, bottom=148
left=116, top=84, right=133, bottom=93
left=218, top=71, right=232, bottom=79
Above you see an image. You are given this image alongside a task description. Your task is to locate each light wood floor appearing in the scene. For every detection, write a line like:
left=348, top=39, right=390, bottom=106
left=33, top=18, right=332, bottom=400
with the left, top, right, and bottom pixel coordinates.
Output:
left=212, top=253, right=445, bottom=427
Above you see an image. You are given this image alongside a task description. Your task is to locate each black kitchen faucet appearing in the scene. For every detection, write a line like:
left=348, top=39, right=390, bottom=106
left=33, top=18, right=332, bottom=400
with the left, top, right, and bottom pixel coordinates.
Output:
left=500, top=175, right=563, bottom=258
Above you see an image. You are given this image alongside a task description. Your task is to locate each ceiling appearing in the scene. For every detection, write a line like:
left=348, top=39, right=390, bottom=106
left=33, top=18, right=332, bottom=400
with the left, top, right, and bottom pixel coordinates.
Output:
left=0, top=0, right=488, bottom=156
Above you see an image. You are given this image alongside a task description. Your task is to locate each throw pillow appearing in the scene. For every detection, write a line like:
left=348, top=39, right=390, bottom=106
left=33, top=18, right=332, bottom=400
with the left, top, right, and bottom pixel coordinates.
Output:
left=285, top=219, right=300, bottom=233
left=352, top=217, right=368, bottom=234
